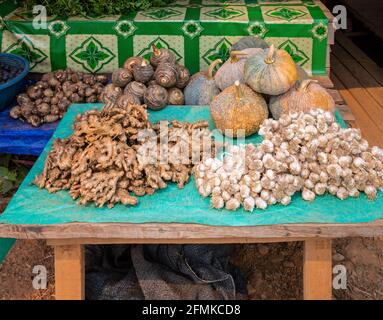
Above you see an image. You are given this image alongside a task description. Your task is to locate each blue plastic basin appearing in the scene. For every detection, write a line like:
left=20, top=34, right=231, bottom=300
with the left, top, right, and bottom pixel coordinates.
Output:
left=0, top=53, right=29, bottom=111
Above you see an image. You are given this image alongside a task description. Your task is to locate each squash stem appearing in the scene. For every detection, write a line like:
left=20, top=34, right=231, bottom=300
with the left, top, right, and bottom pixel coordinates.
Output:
left=230, top=50, right=248, bottom=63
left=207, top=59, right=222, bottom=80
left=264, top=44, right=275, bottom=64
left=234, top=80, right=241, bottom=100
left=298, top=79, right=318, bottom=92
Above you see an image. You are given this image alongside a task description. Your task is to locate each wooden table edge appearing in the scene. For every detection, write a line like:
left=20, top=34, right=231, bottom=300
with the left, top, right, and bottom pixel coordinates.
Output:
left=1, top=220, right=383, bottom=241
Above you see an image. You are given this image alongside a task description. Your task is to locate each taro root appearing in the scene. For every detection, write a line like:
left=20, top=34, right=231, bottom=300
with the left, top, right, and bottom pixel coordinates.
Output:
left=132, top=60, right=154, bottom=83
left=17, top=93, right=31, bottom=106
left=175, top=64, right=190, bottom=89
left=150, top=45, right=177, bottom=67
left=10, top=69, right=107, bottom=127
left=101, top=83, right=123, bottom=106
left=116, top=94, right=141, bottom=109
left=36, top=102, right=50, bottom=116
left=112, top=68, right=133, bottom=87
left=44, top=114, right=59, bottom=123
left=10, top=105, right=22, bottom=119
left=123, top=56, right=144, bottom=73
left=124, top=81, right=147, bottom=103
left=27, top=86, right=42, bottom=99
left=147, top=79, right=157, bottom=87
left=144, top=84, right=168, bottom=110
left=28, top=115, right=42, bottom=127
left=167, top=87, right=184, bottom=105
left=154, top=62, right=178, bottom=88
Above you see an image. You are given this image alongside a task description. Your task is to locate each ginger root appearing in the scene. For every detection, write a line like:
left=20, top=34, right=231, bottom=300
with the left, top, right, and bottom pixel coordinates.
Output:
left=33, top=104, right=215, bottom=208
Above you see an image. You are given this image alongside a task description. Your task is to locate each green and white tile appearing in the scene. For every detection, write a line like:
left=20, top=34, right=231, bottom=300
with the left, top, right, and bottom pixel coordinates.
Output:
left=135, top=7, right=186, bottom=21
left=199, top=36, right=242, bottom=70
left=66, top=35, right=118, bottom=73
left=261, top=5, right=313, bottom=24
left=201, top=6, right=248, bottom=22
left=258, top=0, right=305, bottom=5
left=67, top=15, right=121, bottom=21
left=202, top=0, right=245, bottom=6
left=266, top=36, right=312, bottom=74
left=2, top=31, right=50, bottom=72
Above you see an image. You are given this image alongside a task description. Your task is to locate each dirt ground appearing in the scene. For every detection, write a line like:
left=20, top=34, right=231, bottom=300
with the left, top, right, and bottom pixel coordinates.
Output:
left=0, top=236, right=382, bottom=300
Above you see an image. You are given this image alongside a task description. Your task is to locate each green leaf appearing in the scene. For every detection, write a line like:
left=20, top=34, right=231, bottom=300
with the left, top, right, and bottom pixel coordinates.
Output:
left=1, top=179, right=14, bottom=195
left=0, top=167, right=17, bottom=182
left=16, top=166, right=29, bottom=185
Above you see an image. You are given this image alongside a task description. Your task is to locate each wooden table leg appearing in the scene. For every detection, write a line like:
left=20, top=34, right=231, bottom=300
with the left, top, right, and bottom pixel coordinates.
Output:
left=54, top=244, right=85, bottom=300
left=303, top=238, right=332, bottom=300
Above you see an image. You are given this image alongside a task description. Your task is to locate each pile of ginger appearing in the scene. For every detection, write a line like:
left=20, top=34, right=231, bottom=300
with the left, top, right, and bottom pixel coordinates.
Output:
left=33, top=104, right=215, bottom=208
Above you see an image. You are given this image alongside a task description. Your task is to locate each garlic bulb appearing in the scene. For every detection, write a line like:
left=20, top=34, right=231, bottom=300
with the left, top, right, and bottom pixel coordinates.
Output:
left=195, top=108, right=383, bottom=212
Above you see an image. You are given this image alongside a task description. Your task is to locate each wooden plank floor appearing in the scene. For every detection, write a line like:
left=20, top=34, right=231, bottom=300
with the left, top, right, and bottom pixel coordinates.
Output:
left=342, top=0, right=383, bottom=41
left=331, top=31, right=383, bottom=147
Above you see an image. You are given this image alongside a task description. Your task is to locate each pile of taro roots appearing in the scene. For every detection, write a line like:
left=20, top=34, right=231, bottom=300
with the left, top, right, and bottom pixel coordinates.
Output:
left=33, top=104, right=215, bottom=208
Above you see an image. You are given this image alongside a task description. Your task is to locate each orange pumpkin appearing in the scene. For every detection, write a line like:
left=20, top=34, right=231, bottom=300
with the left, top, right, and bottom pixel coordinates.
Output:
left=210, top=81, right=268, bottom=137
left=269, top=79, right=336, bottom=119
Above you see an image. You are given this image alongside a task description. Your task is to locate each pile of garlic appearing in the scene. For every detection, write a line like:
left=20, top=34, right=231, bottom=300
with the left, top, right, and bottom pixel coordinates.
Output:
left=194, top=109, right=383, bottom=211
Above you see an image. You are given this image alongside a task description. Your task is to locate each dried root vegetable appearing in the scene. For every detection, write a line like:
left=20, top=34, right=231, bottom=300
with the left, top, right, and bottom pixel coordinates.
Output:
left=195, top=109, right=383, bottom=211
left=33, top=104, right=215, bottom=208
left=10, top=69, right=107, bottom=127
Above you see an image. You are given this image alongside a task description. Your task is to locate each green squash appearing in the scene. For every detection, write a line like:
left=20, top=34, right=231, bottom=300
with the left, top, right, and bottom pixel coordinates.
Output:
left=244, top=45, right=298, bottom=95
left=184, top=59, right=221, bottom=105
left=231, top=36, right=269, bottom=51
left=214, top=48, right=262, bottom=91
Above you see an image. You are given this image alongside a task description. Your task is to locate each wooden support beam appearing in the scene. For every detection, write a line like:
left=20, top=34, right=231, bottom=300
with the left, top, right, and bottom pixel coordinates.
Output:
left=303, top=239, right=332, bottom=300
left=54, top=244, right=85, bottom=300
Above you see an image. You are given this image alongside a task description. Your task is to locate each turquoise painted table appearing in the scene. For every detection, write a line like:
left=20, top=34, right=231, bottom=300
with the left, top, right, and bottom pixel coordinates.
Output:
left=1, top=104, right=383, bottom=300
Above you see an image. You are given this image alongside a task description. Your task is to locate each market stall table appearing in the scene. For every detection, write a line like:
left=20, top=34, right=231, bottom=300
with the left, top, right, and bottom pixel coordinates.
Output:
left=1, top=104, right=383, bottom=300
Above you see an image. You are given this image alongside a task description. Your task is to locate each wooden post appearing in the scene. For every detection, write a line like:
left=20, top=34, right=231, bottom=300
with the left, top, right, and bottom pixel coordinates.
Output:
left=54, top=244, right=85, bottom=300
left=303, top=239, right=332, bottom=300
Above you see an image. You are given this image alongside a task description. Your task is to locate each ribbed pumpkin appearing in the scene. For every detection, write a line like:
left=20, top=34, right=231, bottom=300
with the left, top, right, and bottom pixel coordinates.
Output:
left=214, top=48, right=262, bottom=91
left=231, top=36, right=269, bottom=51
left=269, top=79, right=336, bottom=120
left=184, top=59, right=221, bottom=105
left=210, top=81, right=268, bottom=137
left=297, top=65, right=309, bottom=81
left=244, top=45, right=298, bottom=95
